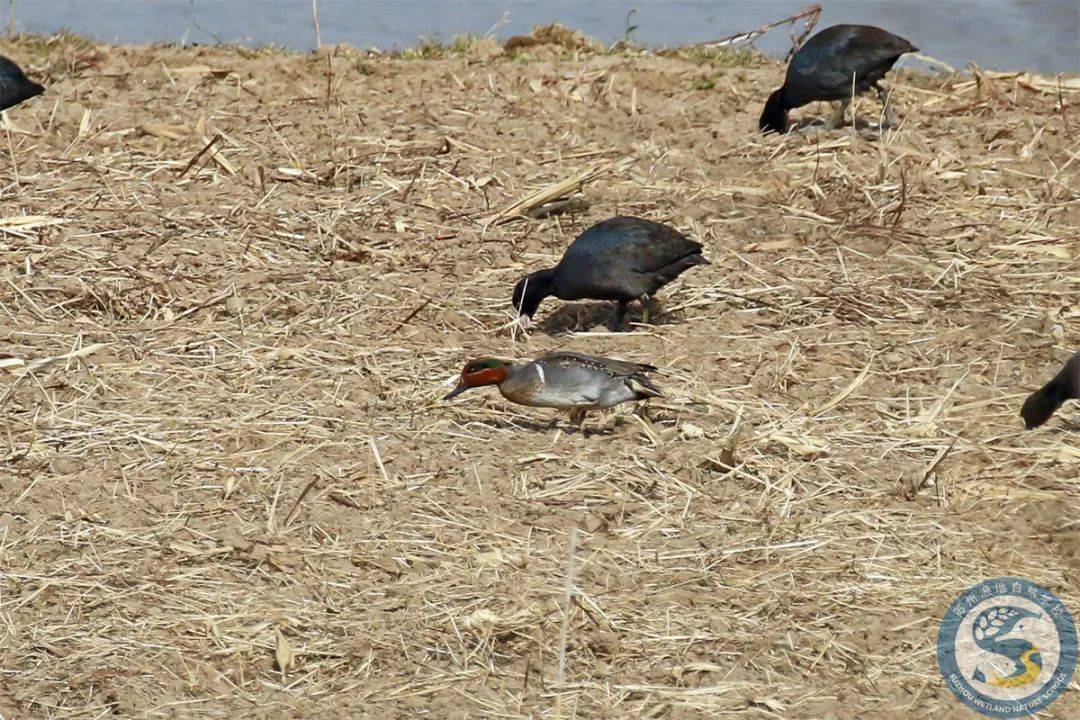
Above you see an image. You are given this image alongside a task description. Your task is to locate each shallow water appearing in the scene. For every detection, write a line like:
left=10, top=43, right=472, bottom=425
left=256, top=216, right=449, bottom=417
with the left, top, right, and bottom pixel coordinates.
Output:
left=5, top=0, right=1079, bottom=74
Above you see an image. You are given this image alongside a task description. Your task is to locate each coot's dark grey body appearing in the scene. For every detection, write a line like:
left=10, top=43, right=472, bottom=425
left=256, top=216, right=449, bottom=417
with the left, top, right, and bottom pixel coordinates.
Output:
left=760, top=24, right=916, bottom=134
left=1021, top=352, right=1079, bottom=429
left=512, top=216, right=708, bottom=331
left=0, top=55, right=44, bottom=112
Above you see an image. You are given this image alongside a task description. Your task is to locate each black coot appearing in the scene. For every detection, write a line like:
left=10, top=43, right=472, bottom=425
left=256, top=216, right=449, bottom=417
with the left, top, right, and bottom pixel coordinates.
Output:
left=0, top=55, right=44, bottom=111
left=1021, top=352, right=1079, bottom=429
left=760, top=24, right=916, bottom=134
left=511, top=216, right=709, bottom=331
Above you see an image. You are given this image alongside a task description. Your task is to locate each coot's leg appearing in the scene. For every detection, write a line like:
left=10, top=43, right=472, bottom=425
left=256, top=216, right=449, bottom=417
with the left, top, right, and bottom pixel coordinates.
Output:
left=639, top=294, right=654, bottom=324
left=611, top=300, right=629, bottom=331
left=875, top=83, right=894, bottom=128
left=824, top=99, right=850, bottom=130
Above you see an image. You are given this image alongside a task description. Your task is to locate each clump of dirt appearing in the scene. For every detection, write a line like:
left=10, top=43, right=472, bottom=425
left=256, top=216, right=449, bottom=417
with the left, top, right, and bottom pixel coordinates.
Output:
left=505, top=23, right=606, bottom=53
left=0, top=26, right=1077, bottom=720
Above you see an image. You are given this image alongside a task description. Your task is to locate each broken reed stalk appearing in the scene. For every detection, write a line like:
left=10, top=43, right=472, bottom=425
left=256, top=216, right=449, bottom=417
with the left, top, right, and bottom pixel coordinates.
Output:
left=387, top=297, right=432, bottom=335
left=483, top=161, right=618, bottom=227
left=325, top=51, right=333, bottom=109
left=282, top=475, right=320, bottom=528
left=687, top=3, right=821, bottom=59
left=177, top=133, right=221, bottom=177
left=556, top=527, right=579, bottom=689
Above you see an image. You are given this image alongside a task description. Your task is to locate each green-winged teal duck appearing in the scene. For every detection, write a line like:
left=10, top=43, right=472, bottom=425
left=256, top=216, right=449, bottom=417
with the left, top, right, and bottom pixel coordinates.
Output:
left=444, top=351, right=662, bottom=427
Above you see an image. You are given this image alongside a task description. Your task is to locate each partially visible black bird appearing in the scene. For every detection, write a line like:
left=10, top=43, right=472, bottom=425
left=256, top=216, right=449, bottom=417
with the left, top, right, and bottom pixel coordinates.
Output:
left=0, top=55, right=44, bottom=112
left=1021, top=352, right=1079, bottom=430
left=511, top=216, right=709, bottom=332
left=760, top=24, right=917, bottom=134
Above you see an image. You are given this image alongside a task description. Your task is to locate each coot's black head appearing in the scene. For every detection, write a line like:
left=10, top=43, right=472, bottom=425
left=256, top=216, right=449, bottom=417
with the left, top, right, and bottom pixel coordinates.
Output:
left=1020, top=388, right=1060, bottom=430
left=1021, top=352, right=1080, bottom=429
left=511, top=268, right=555, bottom=327
left=759, top=88, right=788, bottom=134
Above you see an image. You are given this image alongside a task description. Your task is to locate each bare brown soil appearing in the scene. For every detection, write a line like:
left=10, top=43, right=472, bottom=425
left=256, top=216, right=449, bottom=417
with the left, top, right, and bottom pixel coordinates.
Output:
left=0, top=29, right=1077, bottom=719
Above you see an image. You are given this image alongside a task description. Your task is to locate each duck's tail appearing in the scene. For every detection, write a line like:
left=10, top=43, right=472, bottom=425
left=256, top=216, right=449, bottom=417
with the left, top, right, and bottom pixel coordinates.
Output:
left=631, top=372, right=663, bottom=399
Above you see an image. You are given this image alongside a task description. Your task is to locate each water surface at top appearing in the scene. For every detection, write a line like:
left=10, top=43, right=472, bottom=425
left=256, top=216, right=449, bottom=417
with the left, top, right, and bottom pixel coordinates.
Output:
left=5, top=1, right=1079, bottom=74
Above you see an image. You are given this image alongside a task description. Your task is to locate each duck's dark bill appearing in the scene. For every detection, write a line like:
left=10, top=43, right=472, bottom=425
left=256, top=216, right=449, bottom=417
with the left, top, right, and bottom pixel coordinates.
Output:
left=443, top=384, right=468, bottom=400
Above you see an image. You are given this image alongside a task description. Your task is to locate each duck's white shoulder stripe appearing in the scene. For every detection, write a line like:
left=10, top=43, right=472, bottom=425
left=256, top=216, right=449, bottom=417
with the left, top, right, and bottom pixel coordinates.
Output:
left=534, top=363, right=546, bottom=383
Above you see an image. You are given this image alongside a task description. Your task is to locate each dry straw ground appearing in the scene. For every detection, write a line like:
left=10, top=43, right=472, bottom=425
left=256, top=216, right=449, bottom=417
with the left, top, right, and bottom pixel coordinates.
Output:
left=0, top=25, right=1077, bottom=720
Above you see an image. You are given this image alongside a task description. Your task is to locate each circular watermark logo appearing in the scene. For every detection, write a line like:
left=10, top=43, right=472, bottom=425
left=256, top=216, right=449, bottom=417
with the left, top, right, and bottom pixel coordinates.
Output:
left=938, top=577, right=1077, bottom=718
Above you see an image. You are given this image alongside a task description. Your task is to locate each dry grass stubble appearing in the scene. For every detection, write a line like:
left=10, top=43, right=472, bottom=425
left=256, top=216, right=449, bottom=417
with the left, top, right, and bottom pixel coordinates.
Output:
left=0, top=30, right=1077, bottom=719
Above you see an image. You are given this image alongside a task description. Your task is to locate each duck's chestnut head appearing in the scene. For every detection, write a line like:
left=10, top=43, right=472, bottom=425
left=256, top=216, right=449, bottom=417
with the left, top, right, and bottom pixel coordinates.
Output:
left=444, top=358, right=510, bottom=399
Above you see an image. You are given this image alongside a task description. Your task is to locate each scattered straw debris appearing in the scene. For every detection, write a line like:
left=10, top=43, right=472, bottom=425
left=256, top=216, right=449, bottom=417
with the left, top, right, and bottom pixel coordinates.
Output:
left=0, top=27, right=1077, bottom=719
